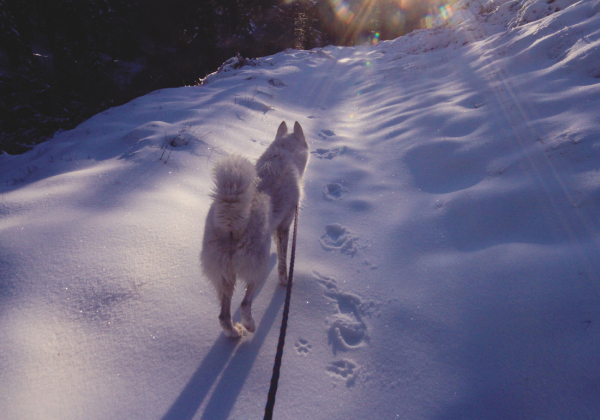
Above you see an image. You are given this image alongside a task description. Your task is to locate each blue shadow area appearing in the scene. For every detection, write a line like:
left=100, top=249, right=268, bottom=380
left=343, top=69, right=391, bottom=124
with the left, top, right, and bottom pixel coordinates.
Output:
left=162, top=255, right=282, bottom=420
left=200, top=285, right=285, bottom=419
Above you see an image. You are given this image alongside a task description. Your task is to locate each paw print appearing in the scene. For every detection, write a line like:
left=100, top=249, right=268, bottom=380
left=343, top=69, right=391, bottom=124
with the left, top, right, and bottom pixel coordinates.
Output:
left=295, top=338, right=312, bottom=355
left=326, top=359, right=359, bottom=386
left=319, top=223, right=359, bottom=256
left=311, top=146, right=347, bottom=159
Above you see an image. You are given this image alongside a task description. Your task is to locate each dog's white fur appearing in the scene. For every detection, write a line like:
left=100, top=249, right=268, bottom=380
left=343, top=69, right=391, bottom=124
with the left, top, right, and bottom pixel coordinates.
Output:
left=200, top=121, right=309, bottom=338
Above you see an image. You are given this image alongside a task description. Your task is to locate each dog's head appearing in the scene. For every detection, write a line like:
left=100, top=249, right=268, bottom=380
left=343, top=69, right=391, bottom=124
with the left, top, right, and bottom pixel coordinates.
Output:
left=275, top=121, right=308, bottom=151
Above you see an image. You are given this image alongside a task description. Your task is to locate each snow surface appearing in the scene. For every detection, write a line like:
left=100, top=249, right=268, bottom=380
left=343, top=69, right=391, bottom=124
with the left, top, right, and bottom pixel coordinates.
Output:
left=2, top=0, right=600, bottom=418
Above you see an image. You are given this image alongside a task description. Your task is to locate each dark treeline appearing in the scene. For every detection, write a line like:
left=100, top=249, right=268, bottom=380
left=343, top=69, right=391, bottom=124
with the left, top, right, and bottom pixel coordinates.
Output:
left=0, top=0, right=437, bottom=154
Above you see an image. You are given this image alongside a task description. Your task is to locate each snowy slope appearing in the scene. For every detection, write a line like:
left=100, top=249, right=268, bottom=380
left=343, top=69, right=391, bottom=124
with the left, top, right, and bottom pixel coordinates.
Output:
left=2, top=0, right=600, bottom=419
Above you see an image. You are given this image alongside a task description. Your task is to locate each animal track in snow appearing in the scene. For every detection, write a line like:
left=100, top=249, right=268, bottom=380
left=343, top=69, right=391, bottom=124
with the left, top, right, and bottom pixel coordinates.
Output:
left=326, top=359, right=359, bottom=386
left=323, top=183, right=347, bottom=200
left=235, top=98, right=274, bottom=114
left=73, top=285, right=136, bottom=323
left=314, top=272, right=370, bottom=354
left=268, top=78, right=286, bottom=87
left=318, top=129, right=336, bottom=140
left=294, top=338, right=312, bottom=355
left=320, top=223, right=359, bottom=255
left=329, top=314, right=368, bottom=351
left=311, top=146, right=347, bottom=159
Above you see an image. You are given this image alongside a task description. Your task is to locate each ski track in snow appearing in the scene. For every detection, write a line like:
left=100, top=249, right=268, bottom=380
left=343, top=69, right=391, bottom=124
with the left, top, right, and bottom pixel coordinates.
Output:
left=2, top=0, right=600, bottom=419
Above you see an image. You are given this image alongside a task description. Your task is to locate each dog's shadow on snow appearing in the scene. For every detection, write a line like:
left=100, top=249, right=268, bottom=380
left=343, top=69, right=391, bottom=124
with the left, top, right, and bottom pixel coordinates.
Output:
left=162, top=253, right=283, bottom=420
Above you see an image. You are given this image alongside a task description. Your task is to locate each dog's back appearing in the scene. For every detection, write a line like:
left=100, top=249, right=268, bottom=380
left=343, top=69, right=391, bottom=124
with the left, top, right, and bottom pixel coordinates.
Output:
left=256, top=121, right=309, bottom=230
left=201, top=156, right=271, bottom=296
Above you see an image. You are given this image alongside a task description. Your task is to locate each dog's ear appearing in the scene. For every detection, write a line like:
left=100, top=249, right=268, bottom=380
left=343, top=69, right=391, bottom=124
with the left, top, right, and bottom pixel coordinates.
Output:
left=276, top=121, right=288, bottom=138
left=293, top=121, right=305, bottom=141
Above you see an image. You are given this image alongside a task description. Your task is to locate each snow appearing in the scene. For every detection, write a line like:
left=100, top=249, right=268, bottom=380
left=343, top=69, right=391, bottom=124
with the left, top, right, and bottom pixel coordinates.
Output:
left=2, top=0, right=600, bottom=418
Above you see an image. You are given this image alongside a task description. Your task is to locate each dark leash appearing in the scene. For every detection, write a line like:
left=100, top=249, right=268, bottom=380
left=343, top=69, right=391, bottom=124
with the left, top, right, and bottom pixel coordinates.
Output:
left=264, top=205, right=299, bottom=420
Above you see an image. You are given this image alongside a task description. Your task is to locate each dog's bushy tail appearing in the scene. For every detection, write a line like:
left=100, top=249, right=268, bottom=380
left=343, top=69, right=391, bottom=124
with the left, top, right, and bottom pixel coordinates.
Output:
left=210, top=155, right=256, bottom=235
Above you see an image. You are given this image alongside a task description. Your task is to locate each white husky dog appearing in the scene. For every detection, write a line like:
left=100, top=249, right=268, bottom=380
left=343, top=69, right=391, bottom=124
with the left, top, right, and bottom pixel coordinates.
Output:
left=201, top=121, right=309, bottom=338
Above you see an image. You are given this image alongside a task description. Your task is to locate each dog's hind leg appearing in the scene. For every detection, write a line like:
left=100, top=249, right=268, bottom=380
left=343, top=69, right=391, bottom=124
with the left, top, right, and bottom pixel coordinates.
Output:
left=218, top=277, right=244, bottom=338
left=240, top=283, right=256, bottom=332
left=276, top=226, right=289, bottom=285
left=275, top=209, right=295, bottom=285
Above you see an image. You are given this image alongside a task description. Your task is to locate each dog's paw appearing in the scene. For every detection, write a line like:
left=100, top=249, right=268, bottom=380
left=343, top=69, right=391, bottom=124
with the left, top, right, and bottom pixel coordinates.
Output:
left=242, top=318, right=256, bottom=333
left=223, top=323, right=245, bottom=338
left=279, top=274, right=291, bottom=286
left=233, top=323, right=246, bottom=336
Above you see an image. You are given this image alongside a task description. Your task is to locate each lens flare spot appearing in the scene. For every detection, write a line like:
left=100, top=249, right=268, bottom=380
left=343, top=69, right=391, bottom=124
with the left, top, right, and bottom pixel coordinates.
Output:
left=330, top=0, right=356, bottom=25
left=392, top=11, right=406, bottom=27
left=421, top=14, right=433, bottom=28
left=440, top=5, right=454, bottom=20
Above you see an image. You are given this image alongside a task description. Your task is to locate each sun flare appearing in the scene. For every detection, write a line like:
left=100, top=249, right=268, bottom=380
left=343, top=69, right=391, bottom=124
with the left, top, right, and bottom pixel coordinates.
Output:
left=323, top=0, right=457, bottom=44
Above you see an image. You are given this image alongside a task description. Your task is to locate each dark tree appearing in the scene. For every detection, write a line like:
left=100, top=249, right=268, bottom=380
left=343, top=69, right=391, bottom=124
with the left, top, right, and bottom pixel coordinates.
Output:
left=0, top=0, right=435, bottom=154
